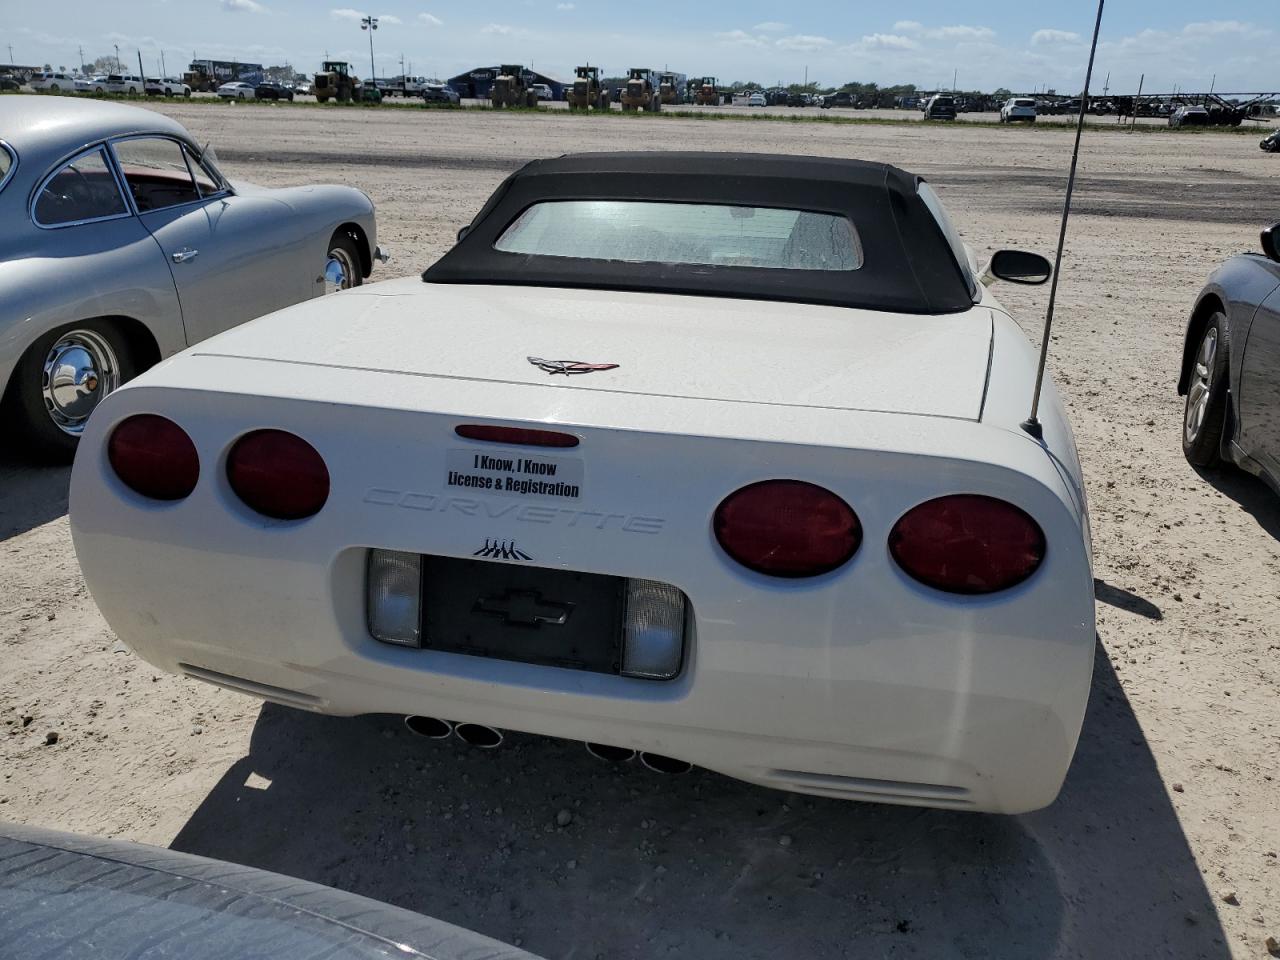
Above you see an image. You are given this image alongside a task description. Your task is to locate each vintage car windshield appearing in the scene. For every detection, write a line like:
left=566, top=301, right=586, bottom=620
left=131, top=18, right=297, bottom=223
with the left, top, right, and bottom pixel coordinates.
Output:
left=494, top=200, right=863, bottom=271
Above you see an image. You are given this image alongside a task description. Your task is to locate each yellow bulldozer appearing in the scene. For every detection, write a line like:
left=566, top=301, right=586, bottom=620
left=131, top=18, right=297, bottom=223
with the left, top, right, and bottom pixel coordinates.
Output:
left=567, top=65, right=609, bottom=110
left=620, top=67, right=660, bottom=112
left=694, top=76, right=722, bottom=107
left=490, top=64, right=536, bottom=108
left=314, top=61, right=359, bottom=103
left=658, top=72, right=681, bottom=106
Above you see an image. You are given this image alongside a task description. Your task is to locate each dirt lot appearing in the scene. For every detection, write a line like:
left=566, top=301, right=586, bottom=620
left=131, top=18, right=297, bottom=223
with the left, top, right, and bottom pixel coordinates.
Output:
left=3, top=102, right=1278, bottom=959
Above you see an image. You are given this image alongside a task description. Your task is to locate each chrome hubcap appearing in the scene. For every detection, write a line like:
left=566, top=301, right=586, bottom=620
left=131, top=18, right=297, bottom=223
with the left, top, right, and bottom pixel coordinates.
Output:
left=323, top=247, right=356, bottom=294
left=1184, top=326, right=1217, bottom=444
left=42, top=330, right=120, bottom=436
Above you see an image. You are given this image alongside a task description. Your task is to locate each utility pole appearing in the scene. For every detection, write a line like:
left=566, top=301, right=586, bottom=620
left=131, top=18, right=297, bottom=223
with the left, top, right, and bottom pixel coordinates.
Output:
left=360, top=15, right=378, bottom=87
left=78, top=45, right=85, bottom=72
left=1132, top=72, right=1143, bottom=128
left=114, top=44, right=120, bottom=73
left=161, top=50, right=166, bottom=77
left=1102, top=70, right=1109, bottom=97
left=137, top=50, right=144, bottom=81
left=1209, top=73, right=1216, bottom=94
left=399, top=52, right=405, bottom=93
left=953, top=67, right=957, bottom=91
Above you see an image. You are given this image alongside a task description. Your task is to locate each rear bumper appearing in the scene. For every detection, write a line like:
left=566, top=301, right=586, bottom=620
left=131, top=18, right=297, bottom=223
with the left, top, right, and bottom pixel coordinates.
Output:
left=71, top=374, right=1096, bottom=815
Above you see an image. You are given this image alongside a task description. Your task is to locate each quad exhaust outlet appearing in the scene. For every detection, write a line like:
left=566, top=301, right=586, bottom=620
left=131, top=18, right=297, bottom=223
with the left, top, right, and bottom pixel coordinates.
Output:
left=454, top=722, right=504, bottom=749
left=403, top=715, right=453, bottom=739
left=639, top=752, right=692, bottom=775
left=585, top=742, right=637, bottom=763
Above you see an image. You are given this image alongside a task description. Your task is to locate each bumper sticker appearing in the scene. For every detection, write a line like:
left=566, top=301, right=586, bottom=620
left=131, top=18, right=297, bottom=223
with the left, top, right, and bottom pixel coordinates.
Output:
left=445, top=448, right=583, bottom=501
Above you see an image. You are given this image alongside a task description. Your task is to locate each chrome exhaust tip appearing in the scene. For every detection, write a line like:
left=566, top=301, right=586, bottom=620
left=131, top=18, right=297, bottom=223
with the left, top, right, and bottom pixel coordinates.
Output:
left=639, top=752, right=692, bottom=774
left=454, top=722, right=504, bottom=749
left=403, top=715, right=453, bottom=739
left=586, top=742, right=636, bottom=763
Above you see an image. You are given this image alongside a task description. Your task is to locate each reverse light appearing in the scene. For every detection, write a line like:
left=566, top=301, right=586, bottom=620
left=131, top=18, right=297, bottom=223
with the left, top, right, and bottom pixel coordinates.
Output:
left=454, top=424, right=579, bottom=448
left=226, top=429, right=330, bottom=520
left=367, top=549, right=422, bottom=646
left=621, top=578, right=686, bottom=680
left=713, top=480, right=861, bottom=578
left=107, top=414, right=199, bottom=501
left=889, top=494, right=1046, bottom=595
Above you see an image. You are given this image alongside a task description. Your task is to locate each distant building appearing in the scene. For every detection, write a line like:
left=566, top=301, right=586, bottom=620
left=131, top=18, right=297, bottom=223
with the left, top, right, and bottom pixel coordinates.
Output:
left=446, top=66, right=567, bottom=100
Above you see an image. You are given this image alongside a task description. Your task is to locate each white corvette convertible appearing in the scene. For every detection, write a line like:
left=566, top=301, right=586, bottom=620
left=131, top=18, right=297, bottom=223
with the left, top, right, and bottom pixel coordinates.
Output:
left=70, top=153, right=1095, bottom=814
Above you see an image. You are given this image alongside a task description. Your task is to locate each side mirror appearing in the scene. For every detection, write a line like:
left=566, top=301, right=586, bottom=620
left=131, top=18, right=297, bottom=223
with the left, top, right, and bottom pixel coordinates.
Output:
left=981, top=249, right=1053, bottom=286
left=457, top=225, right=471, bottom=243
left=1262, top=223, right=1280, bottom=263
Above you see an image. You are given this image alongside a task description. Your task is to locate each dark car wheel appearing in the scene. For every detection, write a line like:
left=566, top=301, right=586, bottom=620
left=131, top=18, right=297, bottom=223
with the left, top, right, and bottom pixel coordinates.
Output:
left=5, top=320, right=138, bottom=462
left=1182, top=313, right=1230, bottom=467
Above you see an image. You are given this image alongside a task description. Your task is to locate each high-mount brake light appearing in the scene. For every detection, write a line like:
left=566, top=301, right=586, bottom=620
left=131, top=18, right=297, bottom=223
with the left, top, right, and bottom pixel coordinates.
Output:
left=226, top=429, right=330, bottom=520
left=713, top=480, right=861, bottom=578
left=107, top=414, right=199, bottom=501
left=889, top=494, right=1046, bottom=595
left=454, top=424, right=579, bottom=448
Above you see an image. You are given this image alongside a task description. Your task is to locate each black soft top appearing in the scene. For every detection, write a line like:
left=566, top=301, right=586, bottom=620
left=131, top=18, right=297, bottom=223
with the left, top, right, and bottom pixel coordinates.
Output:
left=423, top=152, right=975, bottom=314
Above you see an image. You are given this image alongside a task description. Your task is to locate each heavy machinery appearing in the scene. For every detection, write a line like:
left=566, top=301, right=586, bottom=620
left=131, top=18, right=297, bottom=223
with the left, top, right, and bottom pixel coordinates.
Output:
left=693, top=76, right=722, bottom=107
left=620, top=67, right=659, bottom=112
left=658, top=72, right=681, bottom=106
left=313, top=61, right=359, bottom=103
left=567, top=65, right=609, bottom=110
left=490, top=64, right=536, bottom=108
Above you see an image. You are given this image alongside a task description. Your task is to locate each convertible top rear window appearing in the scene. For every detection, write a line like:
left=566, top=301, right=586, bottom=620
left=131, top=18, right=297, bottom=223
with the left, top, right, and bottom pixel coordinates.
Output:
left=425, top=153, right=976, bottom=315
left=495, top=201, right=863, bottom=272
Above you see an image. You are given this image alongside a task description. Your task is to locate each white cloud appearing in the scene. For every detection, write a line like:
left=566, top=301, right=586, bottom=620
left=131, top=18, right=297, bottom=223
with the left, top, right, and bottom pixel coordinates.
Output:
left=222, top=0, right=266, bottom=12
left=753, top=21, right=787, bottom=33
left=378, top=13, right=402, bottom=24
left=418, top=11, right=443, bottom=25
left=1182, top=20, right=1253, bottom=36
left=893, top=20, right=922, bottom=32
left=928, top=25, right=995, bottom=41
left=330, top=7, right=361, bottom=20
left=776, top=34, right=833, bottom=52
left=859, top=33, right=918, bottom=50
left=1031, top=28, right=1081, bottom=45
left=481, top=22, right=513, bottom=35
left=714, top=29, right=768, bottom=48
left=556, top=2, right=575, bottom=9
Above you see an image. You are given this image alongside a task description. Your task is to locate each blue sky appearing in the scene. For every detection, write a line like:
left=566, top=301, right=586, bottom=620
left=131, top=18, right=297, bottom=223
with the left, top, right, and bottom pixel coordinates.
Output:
left=9, top=1, right=1276, bottom=92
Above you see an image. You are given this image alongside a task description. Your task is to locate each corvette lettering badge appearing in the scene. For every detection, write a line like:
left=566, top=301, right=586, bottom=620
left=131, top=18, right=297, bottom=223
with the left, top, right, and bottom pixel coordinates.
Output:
left=528, top=357, right=619, bottom=376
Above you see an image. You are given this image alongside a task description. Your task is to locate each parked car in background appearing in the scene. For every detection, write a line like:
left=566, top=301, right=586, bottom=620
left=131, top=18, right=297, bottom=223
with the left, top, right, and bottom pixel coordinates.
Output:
left=217, top=81, right=256, bottom=100
left=422, top=82, right=460, bottom=105
left=104, top=74, right=144, bottom=95
left=69, top=152, right=1095, bottom=816
left=0, top=75, right=20, bottom=91
left=821, top=91, right=855, bottom=109
left=293, top=80, right=313, bottom=95
left=1000, top=97, right=1037, bottom=122
left=0, top=97, right=385, bottom=459
left=0, top=823, right=539, bottom=960
left=923, top=94, right=957, bottom=120
left=29, top=72, right=78, bottom=92
left=1262, top=129, right=1280, bottom=153
left=531, top=83, right=553, bottom=102
left=1169, top=105, right=1210, bottom=128
left=144, top=77, right=191, bottom=97
left=255, top=81, right=295, bottom=101
left=785, top=92, right=809, bottom=107
left=1179, top=223, right=1280, bottom=489
left=747, top=92, right=766, bottom=107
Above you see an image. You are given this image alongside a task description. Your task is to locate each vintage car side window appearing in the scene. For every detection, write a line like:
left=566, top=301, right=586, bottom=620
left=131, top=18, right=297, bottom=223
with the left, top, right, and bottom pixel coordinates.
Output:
left=184, top=145, right=224, bottom=197
left=32, top=147, right=128, bottom=226
left=0, top=143, right=15, bottom=193
left=113, top=137, right=200, bottom=212
left=495, top=200, right=863, bottom=271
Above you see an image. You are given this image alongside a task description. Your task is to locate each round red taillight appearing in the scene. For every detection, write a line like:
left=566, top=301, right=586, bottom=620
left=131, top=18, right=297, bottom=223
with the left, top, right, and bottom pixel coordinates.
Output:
left=713, top=479, right=861, bottom=578
left=226, top=429, right=329, bottom=520
left=107, top=414, right=199, bottom=501
left=889, top=494, right=1045, bottom=595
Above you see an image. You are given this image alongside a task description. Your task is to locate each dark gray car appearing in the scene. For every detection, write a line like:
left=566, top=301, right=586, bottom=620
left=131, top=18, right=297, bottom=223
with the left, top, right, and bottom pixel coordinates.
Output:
left=0, top=822, right=541, bottom=960
left=1178, top=223, right=1280, bottom=489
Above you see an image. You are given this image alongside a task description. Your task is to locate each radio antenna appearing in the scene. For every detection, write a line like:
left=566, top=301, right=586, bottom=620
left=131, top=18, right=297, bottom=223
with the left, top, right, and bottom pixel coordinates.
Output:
left=1021, top=0, right=1106, bottom=440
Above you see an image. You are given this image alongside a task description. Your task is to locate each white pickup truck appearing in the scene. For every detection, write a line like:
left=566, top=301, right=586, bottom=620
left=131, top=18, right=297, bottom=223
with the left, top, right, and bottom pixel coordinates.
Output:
left=382, top=75, right=427, bottom=96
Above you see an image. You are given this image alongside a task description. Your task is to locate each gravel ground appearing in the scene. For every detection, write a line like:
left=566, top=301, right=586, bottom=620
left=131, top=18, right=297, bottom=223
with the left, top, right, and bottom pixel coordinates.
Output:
left=3, top=102, right=1278, bottom=960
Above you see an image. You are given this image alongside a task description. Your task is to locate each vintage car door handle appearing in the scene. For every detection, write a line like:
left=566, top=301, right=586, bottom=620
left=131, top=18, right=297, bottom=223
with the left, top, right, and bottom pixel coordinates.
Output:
left=171, top=248, right=199, bottom=263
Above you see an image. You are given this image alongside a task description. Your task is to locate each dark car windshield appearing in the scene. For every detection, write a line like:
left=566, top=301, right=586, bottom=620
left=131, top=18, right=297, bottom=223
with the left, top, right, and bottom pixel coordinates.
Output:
left=495, top=200, right=863, bottom=272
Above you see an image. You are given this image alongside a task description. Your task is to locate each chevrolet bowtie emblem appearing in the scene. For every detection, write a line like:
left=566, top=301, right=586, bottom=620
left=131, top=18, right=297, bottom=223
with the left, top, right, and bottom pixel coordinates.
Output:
left=528, top=357, right=620, bottom=376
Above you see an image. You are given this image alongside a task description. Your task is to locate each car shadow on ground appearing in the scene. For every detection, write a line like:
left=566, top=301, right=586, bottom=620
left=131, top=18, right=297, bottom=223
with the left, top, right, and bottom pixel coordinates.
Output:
left=1194, top=464, right=1280, bottom=541
left=0, top=452, right=70, bottom=542
left=170, top=643, right=1228, bottom=959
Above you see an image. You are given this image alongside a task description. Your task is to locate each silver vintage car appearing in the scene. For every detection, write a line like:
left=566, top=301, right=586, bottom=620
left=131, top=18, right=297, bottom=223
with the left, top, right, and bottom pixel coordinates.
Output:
left=0, top=97, right=385, bottom=459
